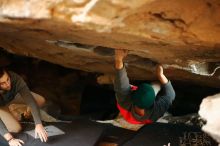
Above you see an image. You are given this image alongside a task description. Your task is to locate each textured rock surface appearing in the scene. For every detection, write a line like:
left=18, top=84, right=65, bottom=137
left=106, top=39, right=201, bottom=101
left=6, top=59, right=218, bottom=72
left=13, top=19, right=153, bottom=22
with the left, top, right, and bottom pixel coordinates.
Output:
left=0, top=0, right=220, bottom=87
left=199, top=93, right=220, bottom=145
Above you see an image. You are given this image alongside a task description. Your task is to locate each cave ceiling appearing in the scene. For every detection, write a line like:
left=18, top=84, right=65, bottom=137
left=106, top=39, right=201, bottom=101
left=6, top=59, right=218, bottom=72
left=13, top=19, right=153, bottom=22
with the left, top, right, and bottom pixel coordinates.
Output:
left=0, top=0, right=220, bottom=87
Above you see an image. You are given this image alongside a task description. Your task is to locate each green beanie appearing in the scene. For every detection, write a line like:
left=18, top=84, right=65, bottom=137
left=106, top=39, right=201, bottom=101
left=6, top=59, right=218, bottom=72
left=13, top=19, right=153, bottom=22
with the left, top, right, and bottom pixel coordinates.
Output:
left=131, top=83, right=155, bottom=109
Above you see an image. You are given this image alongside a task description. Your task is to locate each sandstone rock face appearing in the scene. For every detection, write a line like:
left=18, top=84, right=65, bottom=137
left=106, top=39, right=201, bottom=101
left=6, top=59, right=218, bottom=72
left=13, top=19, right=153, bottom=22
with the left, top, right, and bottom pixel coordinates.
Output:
left=199, top=93, right=220, bottom=145
left=0, top=0, right=220, bottom=87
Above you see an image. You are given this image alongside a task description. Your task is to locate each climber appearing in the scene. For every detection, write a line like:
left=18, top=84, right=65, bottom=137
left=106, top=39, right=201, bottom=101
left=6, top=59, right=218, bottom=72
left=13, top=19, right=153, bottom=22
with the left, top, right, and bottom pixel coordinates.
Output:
left=0, top=68, right=48, bottom=146
left=114, top=49, right=176, bottom=124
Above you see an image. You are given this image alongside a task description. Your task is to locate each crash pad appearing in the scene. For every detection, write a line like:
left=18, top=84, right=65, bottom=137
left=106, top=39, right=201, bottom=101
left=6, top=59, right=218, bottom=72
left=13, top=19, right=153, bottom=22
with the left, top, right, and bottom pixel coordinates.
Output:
left=123, top=123, right=218, bottom=146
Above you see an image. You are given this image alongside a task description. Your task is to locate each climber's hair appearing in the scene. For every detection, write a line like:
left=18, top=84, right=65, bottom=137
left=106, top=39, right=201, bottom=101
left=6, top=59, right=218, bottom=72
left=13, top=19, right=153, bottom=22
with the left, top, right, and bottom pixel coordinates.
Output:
left=0, top=67, right=6, bottom=78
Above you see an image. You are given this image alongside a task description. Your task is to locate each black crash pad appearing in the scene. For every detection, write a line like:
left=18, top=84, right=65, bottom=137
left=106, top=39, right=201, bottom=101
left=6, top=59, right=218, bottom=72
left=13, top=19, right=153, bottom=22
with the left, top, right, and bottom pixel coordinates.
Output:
left=95, top=125, right=135, bottom=145
left=0, top=119, right=106, bottom=146
left=122, top=123, right=218, bottom=146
